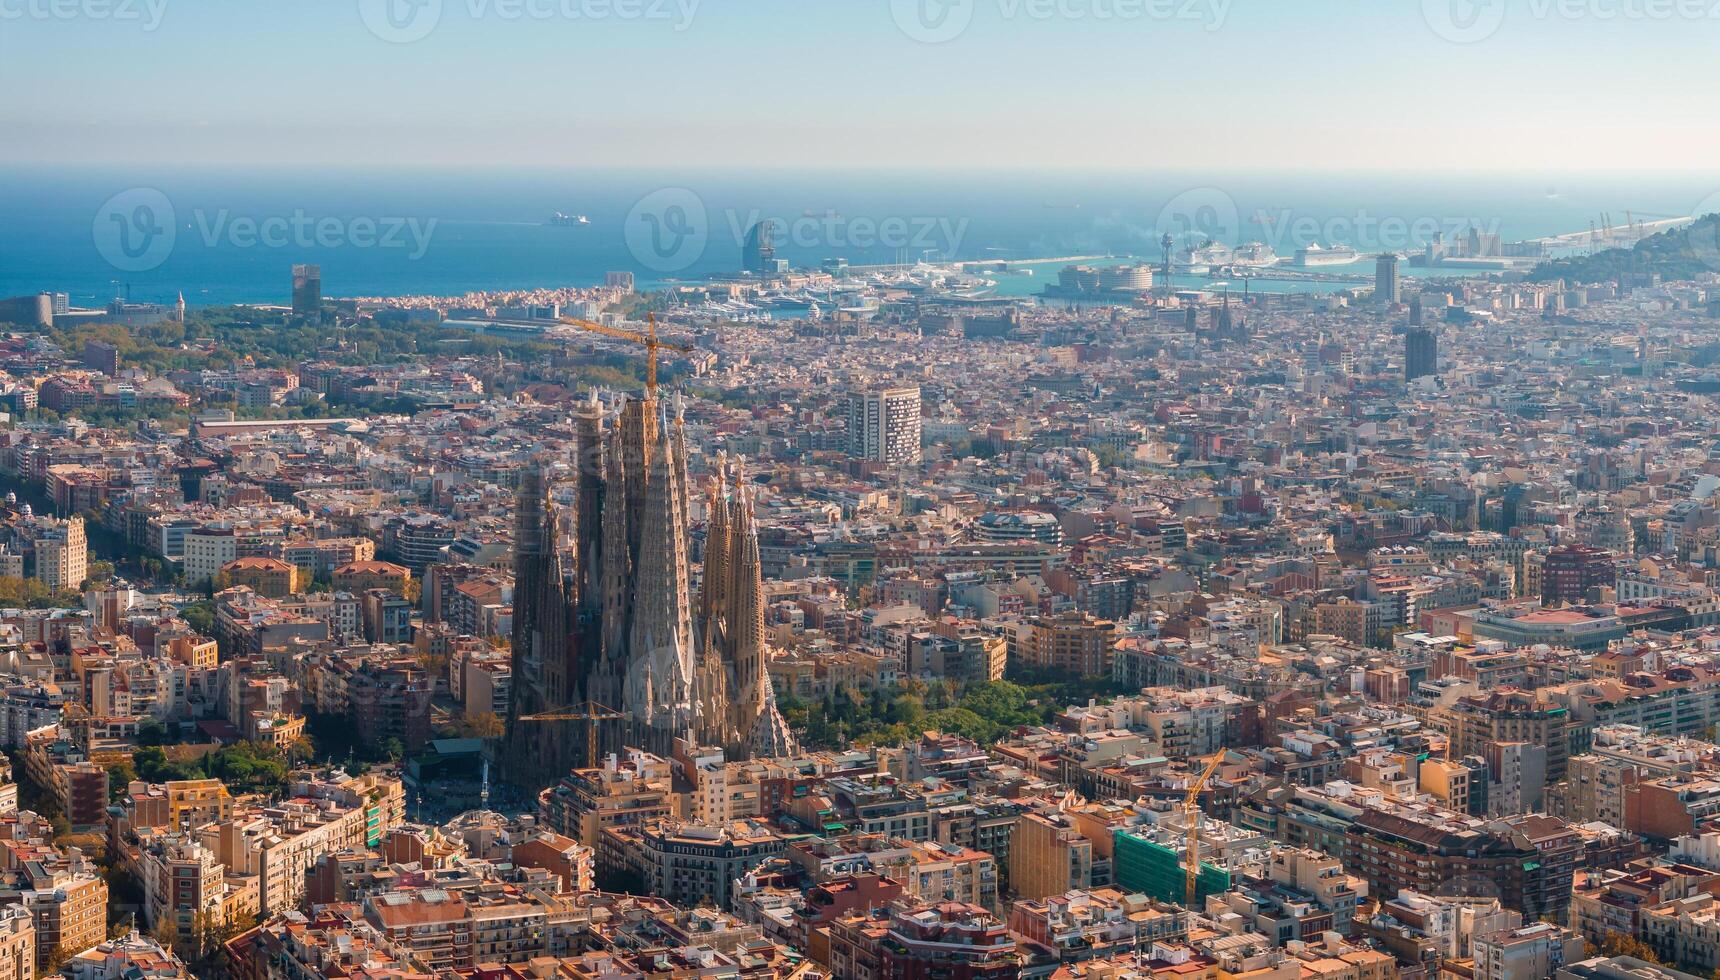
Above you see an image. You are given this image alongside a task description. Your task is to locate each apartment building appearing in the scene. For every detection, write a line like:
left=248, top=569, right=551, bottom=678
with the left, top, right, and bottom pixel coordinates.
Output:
left=1009, top=810, right=1094, bottom=902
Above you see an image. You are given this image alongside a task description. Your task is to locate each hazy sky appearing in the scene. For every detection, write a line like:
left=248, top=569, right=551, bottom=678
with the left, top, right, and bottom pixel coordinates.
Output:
left=4, top=0, right=1718, bottom=171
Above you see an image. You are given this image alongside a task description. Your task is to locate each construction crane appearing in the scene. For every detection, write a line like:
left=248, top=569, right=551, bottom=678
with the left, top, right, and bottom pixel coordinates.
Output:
left=1184, top=751, right=1227, bottom=908
left=518, top=701, right=627, bottom=769
left=556, top=313, right=693, bottom=394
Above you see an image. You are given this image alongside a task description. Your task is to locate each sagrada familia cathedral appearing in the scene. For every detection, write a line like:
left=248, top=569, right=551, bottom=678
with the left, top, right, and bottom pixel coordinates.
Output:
left=502, top=391, right=797, bottom=787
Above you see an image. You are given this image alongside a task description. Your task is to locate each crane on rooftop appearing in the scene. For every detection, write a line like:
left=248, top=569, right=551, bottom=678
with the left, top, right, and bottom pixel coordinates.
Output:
left=556, top=313, right=693, bottom=395
left=1184, top=750, right=1226, bottom=908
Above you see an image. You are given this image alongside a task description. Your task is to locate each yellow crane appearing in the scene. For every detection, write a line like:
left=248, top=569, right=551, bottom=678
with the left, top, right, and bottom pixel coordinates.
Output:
left=1184, top=751, right=1226, bottom=908
left=518, top=701, right=627, bottom=769
left=556, top=313, right=693, bottom=394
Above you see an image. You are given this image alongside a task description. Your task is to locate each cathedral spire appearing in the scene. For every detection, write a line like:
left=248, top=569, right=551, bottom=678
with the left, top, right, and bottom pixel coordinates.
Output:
left=727, top=478, right=765, bottom=713
left=626, top=401, right=696, bottom=737
left=503, top=458, right=584, bottom=784
left=716, top=466, right=794, bottom=756
left=575, top=394, right=606, bottom=631
left=702, top=455, right=731, bottom=631
left=590, top=416, right=631, bottom=713
left=505, top=384, right=798, bottom=779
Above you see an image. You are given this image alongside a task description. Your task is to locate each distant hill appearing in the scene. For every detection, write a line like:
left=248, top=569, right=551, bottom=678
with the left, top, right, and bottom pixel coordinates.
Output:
left=1528, top=213, right=1720, bottom=283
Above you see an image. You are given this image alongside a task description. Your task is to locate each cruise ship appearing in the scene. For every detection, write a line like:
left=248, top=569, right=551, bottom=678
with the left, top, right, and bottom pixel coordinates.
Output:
left=1292, top=244, right=1361, bottom=268
left=1228, top=242, right=1280, bottom=268
left=1176, top=242, right=1231, bottom=275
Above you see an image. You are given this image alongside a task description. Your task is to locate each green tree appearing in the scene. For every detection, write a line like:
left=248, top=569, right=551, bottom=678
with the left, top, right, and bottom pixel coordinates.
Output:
left=888, top=693, right=926, bottom=728
left=136, top=718, right=171, bottom=747
left=459, top=712, right=504, bottom=740
left=179, top=601, right=216, bottom=636
left=44, top=943, right=85, bottom=972
left=1601, top=931, right=1662, bottom=965
left=151, top=915, right=180, bottom=958
left=106, top=759, right=139, bottom=803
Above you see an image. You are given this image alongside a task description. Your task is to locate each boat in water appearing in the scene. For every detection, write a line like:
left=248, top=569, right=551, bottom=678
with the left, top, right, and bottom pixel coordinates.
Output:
left=1175, top=241, right=1235, bottom=276
left=1228, top=242, right=1280, bottom=268
left=547, top=212, right=591, bottom=227
left=1292, top=243, right=1360, bottom=267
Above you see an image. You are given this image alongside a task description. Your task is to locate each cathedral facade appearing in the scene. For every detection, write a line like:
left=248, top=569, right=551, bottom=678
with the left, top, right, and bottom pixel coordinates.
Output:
left=503, top=393, right=795, bottom=787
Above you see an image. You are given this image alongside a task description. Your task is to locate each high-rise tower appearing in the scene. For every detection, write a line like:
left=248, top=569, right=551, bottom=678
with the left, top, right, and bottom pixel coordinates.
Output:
left=1405, top=327, right=1438, bottom=382
left=1375, top=253, right=1402, bottom=306
left=846, top=386, right=923, bottom=466
left=291, top=264, right=322, bottom=317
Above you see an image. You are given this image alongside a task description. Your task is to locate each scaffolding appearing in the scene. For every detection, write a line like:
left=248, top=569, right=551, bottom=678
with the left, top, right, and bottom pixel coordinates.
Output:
left=1113, top=829, right=1232, bottom=907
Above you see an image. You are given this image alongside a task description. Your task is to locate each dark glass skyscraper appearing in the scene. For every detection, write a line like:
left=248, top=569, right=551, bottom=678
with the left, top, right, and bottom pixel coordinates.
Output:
left=741, top=220, right=778, bottom=274
left=1405, top=326, right=1438, bottom=382
left=291, top=264, right=322, bottom=317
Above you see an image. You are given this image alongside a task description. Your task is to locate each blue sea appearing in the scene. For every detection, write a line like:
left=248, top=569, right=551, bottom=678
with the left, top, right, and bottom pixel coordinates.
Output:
left=1, top=167, right=1714, bottom=308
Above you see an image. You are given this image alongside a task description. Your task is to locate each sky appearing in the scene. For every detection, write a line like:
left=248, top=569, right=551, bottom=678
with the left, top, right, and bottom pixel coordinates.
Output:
left=2, top=0, right=1719, bottom=172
